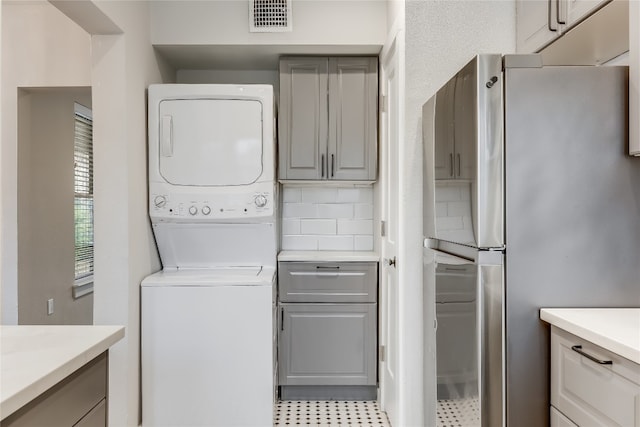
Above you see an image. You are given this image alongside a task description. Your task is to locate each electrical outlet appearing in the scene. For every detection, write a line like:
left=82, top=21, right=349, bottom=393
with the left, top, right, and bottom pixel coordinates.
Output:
left=47, top=298, right=54, bottom=315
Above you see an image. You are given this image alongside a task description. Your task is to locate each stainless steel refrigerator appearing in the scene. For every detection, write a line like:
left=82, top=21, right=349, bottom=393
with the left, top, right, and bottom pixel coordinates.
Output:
left=422, top=54, right=640, bottom=427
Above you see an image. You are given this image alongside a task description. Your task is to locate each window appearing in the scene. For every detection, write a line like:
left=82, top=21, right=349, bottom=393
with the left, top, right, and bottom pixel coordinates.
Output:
left=74, top=103, right=93, bottom=295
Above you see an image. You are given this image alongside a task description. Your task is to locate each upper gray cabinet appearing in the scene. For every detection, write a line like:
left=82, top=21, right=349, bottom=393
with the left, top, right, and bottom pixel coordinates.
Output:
left=516, top=0, right=610, bottom=53
left=279, top=57, right=378, bottom=181
left=434, top=61, right=476, bottom=181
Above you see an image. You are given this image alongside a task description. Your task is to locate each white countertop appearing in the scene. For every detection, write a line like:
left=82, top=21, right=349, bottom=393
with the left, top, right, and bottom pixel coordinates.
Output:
left=278, top=251, right=379, bottom=262
left=540, top=308, right=640, bottom=364
left=1, top=325, right=125, bottom=419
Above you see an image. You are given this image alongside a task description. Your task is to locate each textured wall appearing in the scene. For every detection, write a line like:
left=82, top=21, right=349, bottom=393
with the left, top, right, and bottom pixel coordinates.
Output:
left=403, top=1, right=516, bottom=424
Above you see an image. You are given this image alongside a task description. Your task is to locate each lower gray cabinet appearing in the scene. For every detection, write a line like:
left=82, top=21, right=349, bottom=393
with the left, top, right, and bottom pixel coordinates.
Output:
left=3, top=352, right=107, bottom=427
left=277, top=261, right=378, bottom=400
left=279, top=303, right=376, bottom=386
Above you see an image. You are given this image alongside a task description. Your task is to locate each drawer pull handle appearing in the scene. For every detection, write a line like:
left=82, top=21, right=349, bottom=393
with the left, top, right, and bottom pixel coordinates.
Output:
left=316, top=266, right=340, bottom=270
left=571, top=345, right=612, bottom=365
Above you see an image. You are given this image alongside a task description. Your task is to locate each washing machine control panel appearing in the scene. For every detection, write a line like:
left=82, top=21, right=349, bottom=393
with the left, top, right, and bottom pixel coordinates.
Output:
left=149, top=190, right=274, bottom=222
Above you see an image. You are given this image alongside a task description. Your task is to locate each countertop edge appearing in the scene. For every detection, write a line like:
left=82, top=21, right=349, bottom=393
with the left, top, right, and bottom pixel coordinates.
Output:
left=278, top=251, right=380, bottom=262
left=540, top=309, right=640, bottom=365
left=1, top=326, right=125, bottom=420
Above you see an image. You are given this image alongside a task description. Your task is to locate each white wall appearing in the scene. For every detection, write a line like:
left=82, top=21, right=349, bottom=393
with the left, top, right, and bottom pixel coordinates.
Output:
left=81, top=2, right=173, bottom=425
left=17, top=88, right=93, bottom=325
left=403, top=1, right=515, bottom=425
left=151, top=0, right=387, bottom=47
left=1, top=0, right=92, bottom=324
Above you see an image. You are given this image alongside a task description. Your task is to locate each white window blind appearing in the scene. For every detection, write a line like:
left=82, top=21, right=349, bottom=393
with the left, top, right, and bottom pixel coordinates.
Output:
left=74, top=104, right=93, bottom=283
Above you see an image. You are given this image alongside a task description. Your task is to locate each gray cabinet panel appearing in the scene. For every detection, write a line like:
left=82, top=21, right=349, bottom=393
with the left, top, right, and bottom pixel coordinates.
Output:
left=3, top=352, right=107, bottom=427
left=278, top=262, right=377, bottom=303
left=434, top=79, right=456, bottom=179
left=74, top=399, right=106, bottom=427
left=279, top=57, right=328, bottom=180
left=279, top=56, right=378, bottom=181
left=434, top=59, right=477, bottom=181
left=279, top=303, right=377, bottom=386
left=328, top=57, right=378, bottom=181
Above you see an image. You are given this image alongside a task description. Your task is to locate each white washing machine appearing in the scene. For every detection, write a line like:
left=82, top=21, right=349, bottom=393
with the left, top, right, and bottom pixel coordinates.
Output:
left=142, top=84, right=276, bottom=426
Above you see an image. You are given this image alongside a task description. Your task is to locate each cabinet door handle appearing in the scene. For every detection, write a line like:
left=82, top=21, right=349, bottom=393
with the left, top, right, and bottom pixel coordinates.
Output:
left=548, top=0, right=558, bottom=31
left=457, top=153, right=461, bottom=177
left=321, top=154, right=325, bottom=178
left=571, top=345, right=612, bottom=365
left=281, top=308, right=284, bottom=331
left=449, top=153, right=454, bottom=177
left=556, top=0, right=566, bottom=25
left=331, top=154, right=335, bottom=177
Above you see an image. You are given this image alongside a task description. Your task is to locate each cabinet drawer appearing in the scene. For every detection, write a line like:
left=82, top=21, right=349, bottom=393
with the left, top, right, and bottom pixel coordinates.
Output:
left=278, top=303, right=377, bottom=386
left=551, top=326, right=640, bottom=427
left=550, top=406, right=578, bottom=427
left=278, top=262, right=377, bottom=303
left=3, top=352, right=107, bottom=427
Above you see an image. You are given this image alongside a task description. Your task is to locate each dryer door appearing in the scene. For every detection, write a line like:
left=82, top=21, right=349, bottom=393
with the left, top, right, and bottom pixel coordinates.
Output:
left=158, top=98, right=263, bottom=186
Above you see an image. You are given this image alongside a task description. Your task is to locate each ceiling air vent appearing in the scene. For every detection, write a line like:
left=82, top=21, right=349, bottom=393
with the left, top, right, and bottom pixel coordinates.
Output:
left=249, top=0, right=292, bottom=33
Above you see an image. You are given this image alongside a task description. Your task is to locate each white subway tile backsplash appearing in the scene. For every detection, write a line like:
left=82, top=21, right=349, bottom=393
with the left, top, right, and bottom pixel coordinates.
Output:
left=435, top=202, right=448, bottom=217
left=300, top=219, right=337, bottom=235
left=354, top=203, right=374, bottom=219
left=435, top=185, right=462, bottom=202
left=281, top=219, right=301, bottom=235
left=437, top=216, right=464, bottom=230
left=337, top=188, right=373, bottom=203
left=281, top=185, right=375, bottom=251
left=354, top=235, right=374, bottom=251
left=317, top=204, right=354, bottom=219
left=317, top=236, right=354, bottom=251
left=301, top=188, right=338, bottom=203
left=448, top=201, right=471, bottom=217
left=282, top=188, right=302, bottom=203
left=338, top=219, right=373, bottom=235
left=281, top=235, right=318, bottom=250
left=282, top=203, right=317, bottom=219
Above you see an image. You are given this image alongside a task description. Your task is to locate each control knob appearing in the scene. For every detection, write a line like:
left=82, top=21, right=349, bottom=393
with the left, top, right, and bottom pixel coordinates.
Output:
left=154, top=195, right=167, bottom=208
left=254, top=194, right=268, bottom=208
left=188, top=206, right=198, bottom=216
left=202, top=206, right=211, bottom=215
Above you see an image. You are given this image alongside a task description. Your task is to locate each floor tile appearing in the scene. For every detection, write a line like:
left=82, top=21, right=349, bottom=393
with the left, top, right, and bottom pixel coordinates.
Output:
left=274, top=400, right=391, bottom=426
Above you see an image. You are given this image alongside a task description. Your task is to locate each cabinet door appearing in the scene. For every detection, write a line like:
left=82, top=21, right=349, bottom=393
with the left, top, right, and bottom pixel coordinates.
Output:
left=279, top=58, right=328, bottom=180
left=453, top=61, right=477, bottom=180
left=279, top=303, right=377, bottom=386
left=74, top=399, right=106, bottom=427
left=516, top=0, right=560, bottom=53
left=328, top=57, right=378, bottom=181
left=550, top=406, right=578, bottom=427
left=434, top=79, right=456, bottom=180
left=564, top=0, right=608, bottom=27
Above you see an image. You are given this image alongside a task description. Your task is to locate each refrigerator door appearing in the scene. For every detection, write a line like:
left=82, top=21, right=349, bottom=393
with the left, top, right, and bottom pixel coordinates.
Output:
left=503, top=63, right=640, bottom=427
left=422, top=55, right=504, bottom=249
left=424, top=238, right=504, bottom=427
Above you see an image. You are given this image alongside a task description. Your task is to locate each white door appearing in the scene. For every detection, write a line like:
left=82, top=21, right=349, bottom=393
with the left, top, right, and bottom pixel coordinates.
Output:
left=158, top=99, right=263, bottom=186
left=379, top=33, right=402, bottom=427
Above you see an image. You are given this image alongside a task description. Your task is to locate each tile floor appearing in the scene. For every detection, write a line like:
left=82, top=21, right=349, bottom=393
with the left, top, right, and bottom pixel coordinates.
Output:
left=436, top=397, right=480, bottom=427
left=274, top=400, right=391, bottom=426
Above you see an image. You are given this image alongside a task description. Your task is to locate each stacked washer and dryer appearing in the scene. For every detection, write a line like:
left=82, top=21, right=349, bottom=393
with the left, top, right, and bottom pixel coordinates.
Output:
left=141, top=85, right=276, bottom=426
